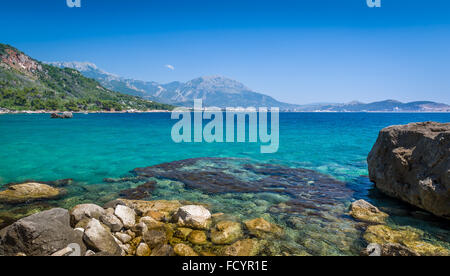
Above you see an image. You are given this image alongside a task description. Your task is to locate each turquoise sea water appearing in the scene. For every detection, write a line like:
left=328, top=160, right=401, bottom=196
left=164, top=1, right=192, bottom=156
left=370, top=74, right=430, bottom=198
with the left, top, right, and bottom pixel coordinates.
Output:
left=0, top=112, right=449, bottom=255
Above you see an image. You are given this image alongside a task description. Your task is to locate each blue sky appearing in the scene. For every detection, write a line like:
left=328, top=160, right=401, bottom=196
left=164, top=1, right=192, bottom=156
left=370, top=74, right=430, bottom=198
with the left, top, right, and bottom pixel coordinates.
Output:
left=1, top=0, right=450, bottom=104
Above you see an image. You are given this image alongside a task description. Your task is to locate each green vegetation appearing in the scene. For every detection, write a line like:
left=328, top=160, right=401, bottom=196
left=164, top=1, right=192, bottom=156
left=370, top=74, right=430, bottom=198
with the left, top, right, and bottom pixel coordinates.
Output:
left=0, top=44, right=174, bottom=112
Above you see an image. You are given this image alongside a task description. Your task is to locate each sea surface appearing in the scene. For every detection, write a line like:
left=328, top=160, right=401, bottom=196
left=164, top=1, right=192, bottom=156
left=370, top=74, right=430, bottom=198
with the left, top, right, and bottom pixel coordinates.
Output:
left=0, top=112, right=449, bottom=255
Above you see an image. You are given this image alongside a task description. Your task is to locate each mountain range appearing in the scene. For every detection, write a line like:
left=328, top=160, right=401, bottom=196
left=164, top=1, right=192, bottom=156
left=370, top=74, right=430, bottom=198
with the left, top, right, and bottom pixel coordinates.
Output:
left=48, top=61, right=450, bottom=112
left=0, top=44, right=172, bottom=112
left=47, top=62, right=300, bottom=109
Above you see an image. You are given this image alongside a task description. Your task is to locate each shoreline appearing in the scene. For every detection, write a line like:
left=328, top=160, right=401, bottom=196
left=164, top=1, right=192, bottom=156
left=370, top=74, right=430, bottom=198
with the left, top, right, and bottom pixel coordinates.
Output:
left=1, top=110, right=450, bottom=115
left=0, top=109, right=172, bottom=114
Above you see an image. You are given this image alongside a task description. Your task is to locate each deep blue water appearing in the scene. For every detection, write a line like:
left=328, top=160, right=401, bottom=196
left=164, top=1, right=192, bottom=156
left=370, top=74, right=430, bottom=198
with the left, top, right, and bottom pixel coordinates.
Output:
left=1, top=112, right=449, bottom=185
left=0, top=112, right=449, bottom=255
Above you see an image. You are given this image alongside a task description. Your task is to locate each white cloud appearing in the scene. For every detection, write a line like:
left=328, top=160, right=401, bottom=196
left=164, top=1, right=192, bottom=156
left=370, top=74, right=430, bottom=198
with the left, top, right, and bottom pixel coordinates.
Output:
left=165, top=64, right=175, bottom=71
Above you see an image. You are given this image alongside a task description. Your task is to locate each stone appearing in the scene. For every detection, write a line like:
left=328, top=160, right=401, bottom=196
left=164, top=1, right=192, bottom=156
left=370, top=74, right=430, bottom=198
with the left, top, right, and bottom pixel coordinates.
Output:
left=402, top=240, right=450, bottom=256
left=174, top=227, right=193, bottom=240
left=361, top=243, right=381, bottom=256
left=51, top=112, right=73, bottom=119
left=139, top=216, right=164, bottom=229
left=136, top=243, right=151, bottom=256
left=120, top=243, right=133, bottom=256
left=210, top=221, right=243, bottom=244
left=75, top=218, right=91, bottom=229
left=51, top=246, right=76, bottom=257
left=115, top=205, right=136, bottom=229
left=188, top=230, right=207, bottom=245
left=223, top=239, right=261, bottom=256
left=0, top=183, right=64, bottom=204
left=174, top=243, right=198, bottom=256
left=0, top=208, right=86, bottom=256
left=103, top=199, right=126, bottom=209
left=85, top=250, right=96, bottom=256
left=368, top=122, right=450, bottom=219
left=100, top=213, right=123, bottom=232
left=83, top=219, right=122, bottom=256
left=115, top=233, right=132, bottom=244
left=145, top=211, right=166, bottom=222
left=363, top=225, right=421, bottom=245
left=143, top=229, right=168, bottom=248
left=244, top=218, right=284, bottom=238
left=175, top=205, right=212, bottom=229
left=361, top=243, right=420, bottom=257
left=118, top=199, right=182, bottom=216
left=70, top=204, right=105, bottom=226
left=349, top=200, right=389, bottom=224
left=131, top=222, right=148, bottom=237
left=151, top=244, right=175, bottom=256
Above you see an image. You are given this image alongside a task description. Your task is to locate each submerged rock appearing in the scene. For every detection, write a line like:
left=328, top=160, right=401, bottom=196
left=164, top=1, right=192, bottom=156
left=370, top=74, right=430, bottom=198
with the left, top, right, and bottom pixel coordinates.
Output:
left=188, top=230, right=207, bottom=245
left=349, top=200, right=389, bottom=224
left=244, top=218, right=283, bottom=238
left=361, top=243, right=420, bottom=257
left=368, top=122, right=450, bottom=219
left=174, top=227, right=193, bottom=240
left=150, top=244, right=175, bottom=256
left=0, top=208, right=86, bottom=256
left=363, top=225, right=421, bottom=245
left=223, top=239, right=261, bottom=256
left=143, top=229, right=168, bottom=248
left=119, top=181, right=156, bottom=200
left=210, top=221, right=243, bottom=245
left=174, top=205, right=212, bottom=229
left=363, top=224, right=449, bottom=256
left=174, top=243, right=198, bottom=256
left=118, top=199, right=182, bottom=217
left=136, top=243, right=151, bottom=256
left=0, top=183, right=64, bottom=204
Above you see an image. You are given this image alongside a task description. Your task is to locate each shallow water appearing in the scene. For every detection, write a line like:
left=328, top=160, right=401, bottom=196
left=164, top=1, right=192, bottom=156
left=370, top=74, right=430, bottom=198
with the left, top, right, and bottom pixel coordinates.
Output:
left=0, top=112, right=449, bottom=255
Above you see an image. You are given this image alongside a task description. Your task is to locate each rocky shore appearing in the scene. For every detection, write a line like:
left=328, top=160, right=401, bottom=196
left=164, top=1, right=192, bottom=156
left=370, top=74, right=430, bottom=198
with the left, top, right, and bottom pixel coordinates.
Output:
left=0, top=198, right=284, bottom=256
left=0, top=109, right=171, bottom=114
left=0, top=121, right=448, bottom=256
left=350, top=199, right=449, bottom=256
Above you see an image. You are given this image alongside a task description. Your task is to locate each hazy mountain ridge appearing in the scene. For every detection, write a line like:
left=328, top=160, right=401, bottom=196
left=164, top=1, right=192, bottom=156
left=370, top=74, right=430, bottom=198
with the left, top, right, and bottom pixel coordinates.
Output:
left=50, top=61, right=450, bottom=112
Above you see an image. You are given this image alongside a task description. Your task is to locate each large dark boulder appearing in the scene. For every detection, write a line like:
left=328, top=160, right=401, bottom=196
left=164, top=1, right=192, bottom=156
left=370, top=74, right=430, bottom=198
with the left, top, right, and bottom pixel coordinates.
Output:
left=0, top=208, right=86, bottom=256
left=368, top=122, right=450, bottom=219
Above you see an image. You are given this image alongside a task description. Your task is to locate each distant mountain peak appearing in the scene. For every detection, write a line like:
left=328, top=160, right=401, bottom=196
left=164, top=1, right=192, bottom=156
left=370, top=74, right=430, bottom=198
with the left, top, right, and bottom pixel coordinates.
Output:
left=47, top=61, right=98, bottom=71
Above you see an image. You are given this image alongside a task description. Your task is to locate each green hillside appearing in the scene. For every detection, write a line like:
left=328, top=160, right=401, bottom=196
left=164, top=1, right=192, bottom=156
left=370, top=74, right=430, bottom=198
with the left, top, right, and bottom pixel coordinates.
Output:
left=0, top=44, right=173, bottom=111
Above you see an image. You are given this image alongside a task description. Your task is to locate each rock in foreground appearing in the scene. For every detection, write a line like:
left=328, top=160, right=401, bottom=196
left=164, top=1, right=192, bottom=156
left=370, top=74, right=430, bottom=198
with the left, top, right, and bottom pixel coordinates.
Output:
left=368, top=122, right=450, bottom=219
left=0, top=208, right=86, bottom=256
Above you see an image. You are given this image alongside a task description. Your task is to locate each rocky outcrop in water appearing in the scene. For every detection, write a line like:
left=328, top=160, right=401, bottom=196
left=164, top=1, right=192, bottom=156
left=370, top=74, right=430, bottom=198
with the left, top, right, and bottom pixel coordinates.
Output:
left=349, top=200, right=389, bottom=224
left=368, top=122, right=450, bottom=219
left=50, top=112, right=73, bottom=119
left=362, top=224, right=449, bottom=256
left=0, top=182, right=65, bottom=204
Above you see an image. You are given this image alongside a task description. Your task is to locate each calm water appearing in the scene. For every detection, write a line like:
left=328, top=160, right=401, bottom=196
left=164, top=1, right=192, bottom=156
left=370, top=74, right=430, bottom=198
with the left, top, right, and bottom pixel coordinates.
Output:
left=0, top=112, right=449, bottom=255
